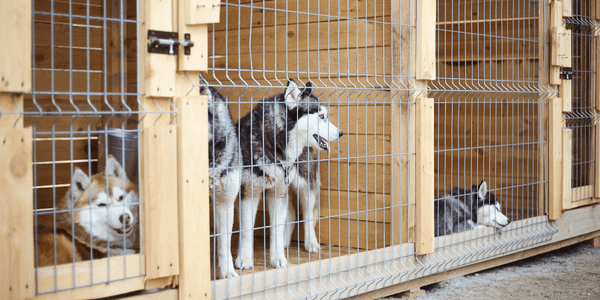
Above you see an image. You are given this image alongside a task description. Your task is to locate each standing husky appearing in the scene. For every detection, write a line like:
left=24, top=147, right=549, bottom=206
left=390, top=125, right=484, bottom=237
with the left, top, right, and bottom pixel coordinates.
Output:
left=435, top=180, right=511, bottom=237
left=285, top=147, right=321, bottom=253
left=201, top=82, right=242, bottom=279
left=37, top=155, right=139, bottom=267
left=236, top=79, right=343, bottom=269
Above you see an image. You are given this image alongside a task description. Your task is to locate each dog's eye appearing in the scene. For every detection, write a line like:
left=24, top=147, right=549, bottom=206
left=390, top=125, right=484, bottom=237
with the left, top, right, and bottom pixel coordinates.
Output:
left=319, top=114, right=325, bottom=120
left=97, top=203, right=107, bottom=207
left=119, top=195, right=124, bottom=201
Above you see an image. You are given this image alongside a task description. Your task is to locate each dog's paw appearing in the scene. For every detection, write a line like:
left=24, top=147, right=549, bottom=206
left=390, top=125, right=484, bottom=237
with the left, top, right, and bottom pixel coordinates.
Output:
left=305, top=240, right=320, bottom=253
left=218, top=269, right=239, bottom=279
left=235, top=256, right=253, bottom=270
left=269, top=255, right=288, bottom=268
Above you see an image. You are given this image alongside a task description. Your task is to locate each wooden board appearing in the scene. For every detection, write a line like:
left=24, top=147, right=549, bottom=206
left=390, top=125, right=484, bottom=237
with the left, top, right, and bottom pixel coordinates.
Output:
left=562, top=128, right=573, bottom=210
left=416, top=98, right=434, bottom=255
left=0, top=127, right=35, bottom=300
left=548, top=98, right=562, bottom=220
left=0, top=0, right=32, bottom=92
left=319, top=162, right=391, bottom=194
left=36, top=254, right=144, bottom=294
left=178, top=0, right=209, bottom=71
left=176, top=96, right=210, bottom=300
left=185, top=0, right=220, bottom=24
left=144, top=0, right=176, bottom=97
left=142, top=125, right=180, bottom=279
left=0, top=94, right=24, bottom=128
left=416, top=0, right=436, bottom=80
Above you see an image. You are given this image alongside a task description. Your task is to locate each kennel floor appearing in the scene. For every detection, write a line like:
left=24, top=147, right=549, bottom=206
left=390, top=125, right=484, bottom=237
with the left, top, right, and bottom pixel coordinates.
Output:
left=210, top=234, right=359, bottom=280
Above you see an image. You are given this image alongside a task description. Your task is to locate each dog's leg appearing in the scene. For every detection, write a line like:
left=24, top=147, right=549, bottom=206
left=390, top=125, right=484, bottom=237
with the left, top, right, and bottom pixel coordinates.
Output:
left=266, top=188, right=288, bottom=268
left=235, top=187, right=261, bottom=270
left=284, top=201, right=296, bottom=248
left=215, top=185, right=239, bottom=278
left=299, top=187, right=320, bottom=253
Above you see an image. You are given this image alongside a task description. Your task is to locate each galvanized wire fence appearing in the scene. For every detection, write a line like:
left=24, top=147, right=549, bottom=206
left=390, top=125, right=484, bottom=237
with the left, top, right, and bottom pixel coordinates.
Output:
left=428, top=0, right=556, bottom=271
left=564, top=1, right=600, bottom=204
left=26, top=0, right=168, bottom=294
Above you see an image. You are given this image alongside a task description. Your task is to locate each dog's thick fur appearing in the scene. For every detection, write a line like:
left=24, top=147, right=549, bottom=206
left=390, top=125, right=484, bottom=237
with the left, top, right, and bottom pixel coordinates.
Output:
left=434, top=180, right=511, bottom=237
left=37, top=155, right=139, bottom=267
left=285, top=147, right=321, bottom=253
left=202, top=83, right=242, bottom=278
left=236, top=79, right=343, bottom=269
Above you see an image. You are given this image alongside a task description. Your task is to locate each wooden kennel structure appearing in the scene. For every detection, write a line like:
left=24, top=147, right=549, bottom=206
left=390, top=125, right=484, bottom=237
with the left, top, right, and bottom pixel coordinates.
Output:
left=2, top=0, right=600, bottom=300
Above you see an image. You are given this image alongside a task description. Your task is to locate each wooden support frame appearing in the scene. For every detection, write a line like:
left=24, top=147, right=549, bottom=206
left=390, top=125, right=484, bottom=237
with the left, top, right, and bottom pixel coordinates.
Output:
left=415, top=98, right=434, bottom=255
left=176, top=94, right=211, bottom=300
left=0, top=0, right=32, bottom=92
left=416, top=0, right=436, bottom=81
left=562, top=128, right=572, bottom=209
left=549, top=97, right=563, bottom=220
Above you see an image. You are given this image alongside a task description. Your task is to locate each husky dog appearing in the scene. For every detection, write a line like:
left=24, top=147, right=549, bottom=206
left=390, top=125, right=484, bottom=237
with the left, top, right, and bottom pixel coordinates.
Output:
left=236, top=79, right=343, bottom=269
left=284, top=147, right=321, bottom=253
left=434, top=180, right=511, bottom=237
left=201, top=82, right=242, bottom=279
left=37, top=155, right=139, bottom=267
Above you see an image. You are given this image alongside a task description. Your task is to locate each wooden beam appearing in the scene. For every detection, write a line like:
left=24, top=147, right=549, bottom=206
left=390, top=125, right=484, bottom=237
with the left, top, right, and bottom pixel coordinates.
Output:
left=560, top=80, right=572, bottom=112
left=596, top=123, right=600, bottom=198
left=184, top=0, right=221, bottom=25
left=416, top=98, right=434, bottom=255
left=177, top=0, right=208, bottom=71
left=549, top=97, right=562, bottom=220
left=0, top=93, right=24, bottom=128
left=0, top=0, right=32, bottom=92
left=176, top=95, right=211, bottom=300
left=562, top=128, right=572, bottom=210
left=563, top=0, right=572, bottom=18
left=0, top=127, right=34, bottom=300
left=416, top=0, right=436, bottom=80
left=145, top=0, right=176, bottom=97
left=142, top=126, right=180, bottom=279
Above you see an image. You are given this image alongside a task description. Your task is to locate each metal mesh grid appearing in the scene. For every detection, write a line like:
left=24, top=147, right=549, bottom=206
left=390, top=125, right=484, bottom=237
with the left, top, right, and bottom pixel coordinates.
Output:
left=205, top=0, right=423, bottom=298
left=429, top=0, right=556, bottom=268
left=26, top=0, right=169, bottom=294
left=564, top=1, right=600, bottom=203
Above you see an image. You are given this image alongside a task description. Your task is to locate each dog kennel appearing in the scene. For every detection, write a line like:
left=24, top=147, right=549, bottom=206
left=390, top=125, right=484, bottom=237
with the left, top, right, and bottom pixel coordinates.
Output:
left=2, top=0, right=600, bottom=299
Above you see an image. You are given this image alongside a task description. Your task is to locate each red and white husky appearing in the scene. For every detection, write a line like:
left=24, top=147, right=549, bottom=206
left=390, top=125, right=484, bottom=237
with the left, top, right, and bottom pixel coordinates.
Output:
left=37, top=155, right=139, bottom=267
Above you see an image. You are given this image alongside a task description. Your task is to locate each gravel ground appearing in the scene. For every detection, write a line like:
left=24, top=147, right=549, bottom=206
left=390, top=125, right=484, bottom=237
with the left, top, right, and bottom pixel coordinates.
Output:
left=382, top=242, right=600, bottom=300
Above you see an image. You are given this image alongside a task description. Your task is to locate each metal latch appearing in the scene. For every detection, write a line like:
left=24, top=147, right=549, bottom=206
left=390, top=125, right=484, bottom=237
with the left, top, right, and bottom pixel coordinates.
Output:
left=560, top=67, right=573, bottom=80
left=147, top=30, right=194, bottom=55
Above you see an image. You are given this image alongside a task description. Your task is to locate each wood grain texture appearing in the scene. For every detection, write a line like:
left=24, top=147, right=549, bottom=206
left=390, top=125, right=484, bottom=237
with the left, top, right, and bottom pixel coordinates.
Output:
left=416, top=98, right=434, bottom=255
left=416, top=0, right=436, bottom=80
left=0, top=93, right=24, bottom=128
left=0, top=127, right=34, bottom=300
left=185, top=0, right=220, bottom=24
left=549, top=97, right=562, bottom=220
left=0, top=0, right=32, bottom=92
left=142, top=125, right=180, bottom=279
left=562, top=128, right=572, bottom=210
left=176, top=96, right=211, bottom=300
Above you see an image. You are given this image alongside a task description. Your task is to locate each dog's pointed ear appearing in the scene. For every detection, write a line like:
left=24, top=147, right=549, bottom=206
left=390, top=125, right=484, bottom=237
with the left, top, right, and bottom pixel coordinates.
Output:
left=304, top=81, right=313, bottom=94
left=106, top=154, right=128, bottom=180
left=284, top=79, right=301, bottom=109
left=71, top=167, right=90, bottom=200
left=477, top=180, right=488, bottom=199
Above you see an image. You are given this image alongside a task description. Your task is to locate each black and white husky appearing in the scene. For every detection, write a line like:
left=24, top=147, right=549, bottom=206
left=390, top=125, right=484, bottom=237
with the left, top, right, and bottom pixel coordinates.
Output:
left=434, top=180, right=511, bottom=237
left=201, top=82, right=241, bottom=279
left=235, top=79, right=343, bottom=269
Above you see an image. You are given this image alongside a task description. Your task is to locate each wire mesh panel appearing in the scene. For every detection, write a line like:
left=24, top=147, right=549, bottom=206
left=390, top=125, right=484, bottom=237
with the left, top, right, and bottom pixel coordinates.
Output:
left=429, top=0, right=557, bottom=270
left=204, top=0, right=425, bottom=298
left=25, top=0, right=172, bottom=295
left=564, top=1, right=599, bottom=205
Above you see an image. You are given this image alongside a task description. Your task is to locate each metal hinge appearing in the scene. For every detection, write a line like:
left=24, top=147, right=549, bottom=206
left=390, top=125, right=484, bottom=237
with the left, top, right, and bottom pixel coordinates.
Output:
left=147, top=30, right=194, bottom=55
left=560, top=67, right=573, bottom=80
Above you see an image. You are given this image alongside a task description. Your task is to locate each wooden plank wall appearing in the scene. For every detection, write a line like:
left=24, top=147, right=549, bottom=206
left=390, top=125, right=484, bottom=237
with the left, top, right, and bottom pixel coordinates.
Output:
left=432, top=0, right=545, bottom=221
left=210, top=0, right=408, bottom=250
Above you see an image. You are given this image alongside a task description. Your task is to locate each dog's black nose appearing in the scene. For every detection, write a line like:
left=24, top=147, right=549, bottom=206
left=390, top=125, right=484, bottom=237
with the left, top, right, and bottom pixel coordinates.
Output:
left=119, top=214, right=131, bottom=224
left=507, top=219, right=511, bottom=225
left=339, top=131, right=344, bottom=138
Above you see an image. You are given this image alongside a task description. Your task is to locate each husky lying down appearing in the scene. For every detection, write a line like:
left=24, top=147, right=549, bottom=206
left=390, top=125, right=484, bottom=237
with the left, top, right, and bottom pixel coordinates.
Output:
left=37, top=155, right=139, bottom=267
left=434, top=180, right=511, bottom=237
left=236, top=79, right=343, bottom=269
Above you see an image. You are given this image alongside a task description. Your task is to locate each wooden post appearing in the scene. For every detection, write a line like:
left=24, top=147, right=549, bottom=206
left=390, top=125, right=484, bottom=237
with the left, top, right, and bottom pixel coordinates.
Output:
left=1, top=0, right=34, bottom=298
left=562, top=129, right=572, bottom=209
left=549, top=98, right=563, bottom=220
left=416, top=0, right=436, bottom=81
left=140, top=0, right=180, bottom=283
left=416, top=98, right=434, bottom=255
left=176, top=95, right=211, bottom=300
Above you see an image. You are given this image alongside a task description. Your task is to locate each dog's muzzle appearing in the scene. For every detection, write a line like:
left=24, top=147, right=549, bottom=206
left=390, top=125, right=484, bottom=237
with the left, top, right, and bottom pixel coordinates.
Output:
left=313, top=134, right=330, bottom=154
